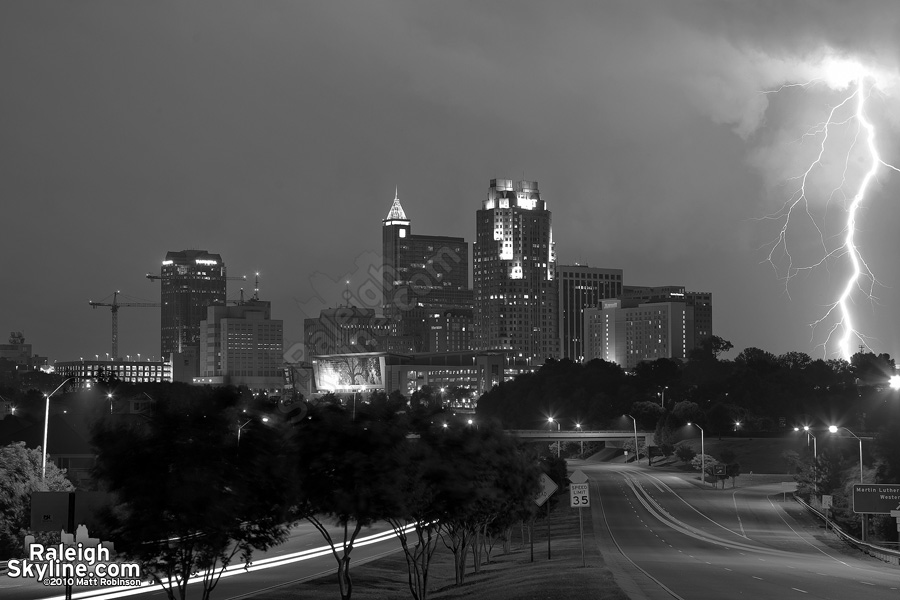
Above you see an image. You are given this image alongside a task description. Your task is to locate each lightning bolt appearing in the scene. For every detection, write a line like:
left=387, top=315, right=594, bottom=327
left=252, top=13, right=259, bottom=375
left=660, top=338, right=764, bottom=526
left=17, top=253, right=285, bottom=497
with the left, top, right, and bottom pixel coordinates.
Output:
left=762, top=69, right=900, bottom=360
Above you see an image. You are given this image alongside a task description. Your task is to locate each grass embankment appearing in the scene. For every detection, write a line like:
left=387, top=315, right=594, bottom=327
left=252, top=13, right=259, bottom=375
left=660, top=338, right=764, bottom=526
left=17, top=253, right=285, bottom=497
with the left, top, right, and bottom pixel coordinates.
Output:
left=250, top=504, right=628, bottom=600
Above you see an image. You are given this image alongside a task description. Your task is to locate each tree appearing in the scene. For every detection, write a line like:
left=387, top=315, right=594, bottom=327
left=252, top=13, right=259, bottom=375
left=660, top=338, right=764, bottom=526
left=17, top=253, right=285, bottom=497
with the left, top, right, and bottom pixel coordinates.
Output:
left=0, top=442, right=74, bottom=560
left=675, top=444, right=696, bottom=464
left=291, top=403, right=409, bottom=600
left=91, top=386, right=292, bottom=600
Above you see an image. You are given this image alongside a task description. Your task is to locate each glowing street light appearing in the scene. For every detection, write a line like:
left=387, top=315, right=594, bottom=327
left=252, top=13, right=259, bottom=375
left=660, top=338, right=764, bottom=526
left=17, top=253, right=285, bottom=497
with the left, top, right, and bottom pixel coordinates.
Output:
left=658, top=386, right=668, bottom=408
left=625, top=414, right=641, bottom=465
left=687, top=422, right=705, bottom=487
left=548, top=417, right=561, bottom=457
left=42, top=377, right=77, bottom=480
left=575, top=422, right=584, bottom=456
left=890, top=374, right=900, bottom=390
left=828, top=425, right=863, bottom=483
left=794, top=426, right=818, bottom=492
left=237, top=416, right=269, bottom=446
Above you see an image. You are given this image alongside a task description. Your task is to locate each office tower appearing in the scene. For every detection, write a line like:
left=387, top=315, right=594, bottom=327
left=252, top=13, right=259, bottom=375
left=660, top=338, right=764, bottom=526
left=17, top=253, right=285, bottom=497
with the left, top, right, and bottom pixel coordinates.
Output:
left=158, top=250, right=227, bottom=358
left=584, top=298, right=694, bottom=369
left=199, top=299, right=284, bottom=393
left=557, top=265, right=623, bottom=361
left=621, top=286, right=713, bottom=348
left=382, top=190, right=471, bottom=352
left=304, top=306, right=397, bottom=357
left=425, top=307, right=474, bottom=353
left=474, top=179, right=558, bottom=363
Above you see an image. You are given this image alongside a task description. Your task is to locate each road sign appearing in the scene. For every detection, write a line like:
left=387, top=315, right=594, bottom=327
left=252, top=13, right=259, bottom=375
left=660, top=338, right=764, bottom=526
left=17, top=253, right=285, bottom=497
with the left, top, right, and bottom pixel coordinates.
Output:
left=714, top=464, right=726, bottom=476
left=569, top=469, right=589, bottom=484
left=821, top=494, right=833, bottom=509
left=570, top=483, right=590, bottom=507
left=852, top=483, right=900, bottom=514
left=533, top=473, right=558, bottom=507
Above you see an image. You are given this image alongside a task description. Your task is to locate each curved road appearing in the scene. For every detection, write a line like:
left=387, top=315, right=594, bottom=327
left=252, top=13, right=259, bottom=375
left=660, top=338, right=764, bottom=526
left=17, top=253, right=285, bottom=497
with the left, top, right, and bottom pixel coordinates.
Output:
left=584, top=462, right=900, bottom=600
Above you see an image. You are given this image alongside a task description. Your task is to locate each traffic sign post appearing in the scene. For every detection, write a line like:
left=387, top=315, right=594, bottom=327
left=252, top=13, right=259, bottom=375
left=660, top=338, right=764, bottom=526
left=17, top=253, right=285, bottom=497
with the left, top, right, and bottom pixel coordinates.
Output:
left=532, top=474, right=558, bottom=563
left=569, top=470, right=590, bottom=567
left=822, top=495, right=833, bottom=532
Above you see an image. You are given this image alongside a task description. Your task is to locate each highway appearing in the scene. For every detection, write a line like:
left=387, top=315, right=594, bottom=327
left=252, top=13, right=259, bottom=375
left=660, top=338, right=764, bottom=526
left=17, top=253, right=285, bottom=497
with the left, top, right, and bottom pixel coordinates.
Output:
left=585, top=462, right=900, bottom=600
left=0, top=520, right=403, bottom=600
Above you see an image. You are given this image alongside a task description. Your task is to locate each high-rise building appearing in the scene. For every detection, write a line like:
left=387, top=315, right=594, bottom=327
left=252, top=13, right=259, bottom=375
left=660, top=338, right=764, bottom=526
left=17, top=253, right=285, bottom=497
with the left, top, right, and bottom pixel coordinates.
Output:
left=621, top=286, right=713, bottom=348
left=197, top=299, right=284, bottom=393
left=474, top=179, right=558, bottom=363
left=584, top=298, right=694, bottom=369
left=304, top=306, right=401, bottom=357
left=557, top=265, right=623, bottom=361
left=158, top=250, right=227, bottom=359
left=382, top=190, right=471, bottom=352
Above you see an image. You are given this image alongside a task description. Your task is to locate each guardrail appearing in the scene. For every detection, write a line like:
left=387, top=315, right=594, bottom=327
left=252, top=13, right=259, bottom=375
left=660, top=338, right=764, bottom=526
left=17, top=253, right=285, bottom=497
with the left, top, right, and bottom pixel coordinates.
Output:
left=794, top=495, right=900, bottom=566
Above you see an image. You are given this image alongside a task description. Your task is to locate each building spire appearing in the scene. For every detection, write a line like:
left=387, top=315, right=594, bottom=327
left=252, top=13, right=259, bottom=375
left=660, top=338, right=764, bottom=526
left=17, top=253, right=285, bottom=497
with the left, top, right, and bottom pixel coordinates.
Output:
left=384, top=187, right=409, bottom=223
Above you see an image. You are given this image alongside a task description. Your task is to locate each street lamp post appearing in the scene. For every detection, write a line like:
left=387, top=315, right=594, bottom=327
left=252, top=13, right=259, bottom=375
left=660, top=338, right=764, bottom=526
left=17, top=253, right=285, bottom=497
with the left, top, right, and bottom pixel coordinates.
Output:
left=658, top=386, right=668, bottom=408
left=829, top=424, right=865, bottom=540
left=548, top=417, right=561, bottom=457
left=42, top=377, right=77, bottom=480
left=575, top=422, right=584, bottom=456
left=688, top=422, right=705, bottom=487
left=625, top=414, right=640, bottom=465
left=793, top=426, right=818, bottom=494
left=237, top=417, right=269, bottom=446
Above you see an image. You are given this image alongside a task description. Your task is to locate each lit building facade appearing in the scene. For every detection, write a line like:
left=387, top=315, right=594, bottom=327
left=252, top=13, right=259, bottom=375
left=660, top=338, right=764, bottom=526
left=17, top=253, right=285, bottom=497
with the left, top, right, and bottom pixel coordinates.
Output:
left=474, top=179, right=558, bottom=363
left=382, top=191, right=472, bottom=352
left=197, top=299, right=284, bottom=393
left=54, top=359, right=173, bottom=385
left=621, top=286, right=713, bottom=349
left=425, top=308, right=473, bottom=353
left=311, top=350, right=513, bottom=397
left=304, top=306, right=400, bottom=357
left=584, top=299, right=694, bottom=370
left=557, top=265, right=623, bottom=361
left=158, top=250, right=227, bottom=359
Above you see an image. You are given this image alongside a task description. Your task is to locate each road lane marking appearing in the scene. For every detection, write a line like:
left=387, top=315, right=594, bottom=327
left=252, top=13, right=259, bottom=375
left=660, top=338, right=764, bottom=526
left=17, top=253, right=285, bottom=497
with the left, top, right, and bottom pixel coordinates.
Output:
left=859, top=582, right=875, bottom=585
left=791, top=588, right=808, bottom=593
left=752, top=576, right=763, bottom=580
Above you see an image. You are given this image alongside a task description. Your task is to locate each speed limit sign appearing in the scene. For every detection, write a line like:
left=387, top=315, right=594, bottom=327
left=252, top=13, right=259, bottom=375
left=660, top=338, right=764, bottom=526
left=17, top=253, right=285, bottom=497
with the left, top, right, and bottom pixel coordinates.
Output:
left=570, top=483, right=590, bottom=507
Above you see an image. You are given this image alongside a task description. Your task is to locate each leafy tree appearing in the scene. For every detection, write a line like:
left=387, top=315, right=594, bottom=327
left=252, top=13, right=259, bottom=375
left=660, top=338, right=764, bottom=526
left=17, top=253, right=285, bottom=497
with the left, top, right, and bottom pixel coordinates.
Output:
left=690, top=454, right=718, bottom=484
left=291, top=403, right=408, bottom=600
left=675, top=444, right=696, bottom=464
left=0, top=442, right=75, bottom=560
left=91, top=386, right=291, bottom=600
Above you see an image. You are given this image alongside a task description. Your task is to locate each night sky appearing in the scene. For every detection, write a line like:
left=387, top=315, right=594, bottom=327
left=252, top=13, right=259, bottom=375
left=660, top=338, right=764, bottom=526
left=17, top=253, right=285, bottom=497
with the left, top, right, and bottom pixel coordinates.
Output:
left=5, top=1, right=900, bottom=364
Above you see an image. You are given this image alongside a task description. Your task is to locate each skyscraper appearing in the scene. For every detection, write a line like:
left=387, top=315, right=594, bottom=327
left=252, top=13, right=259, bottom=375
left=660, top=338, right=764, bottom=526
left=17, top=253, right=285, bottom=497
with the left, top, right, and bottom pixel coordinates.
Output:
left=158, top=250, right=227, bottom=358
left=557, top=264, right=623, bottom=361
left=381, top=190, right=471, bottom=352
left=474, top=179, right=558, bottom=362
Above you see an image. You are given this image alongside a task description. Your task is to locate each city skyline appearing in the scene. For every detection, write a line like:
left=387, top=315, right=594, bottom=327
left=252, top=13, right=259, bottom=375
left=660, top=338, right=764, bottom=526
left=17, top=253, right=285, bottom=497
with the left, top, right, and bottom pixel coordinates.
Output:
left=5, top=2, right=900, bottom=363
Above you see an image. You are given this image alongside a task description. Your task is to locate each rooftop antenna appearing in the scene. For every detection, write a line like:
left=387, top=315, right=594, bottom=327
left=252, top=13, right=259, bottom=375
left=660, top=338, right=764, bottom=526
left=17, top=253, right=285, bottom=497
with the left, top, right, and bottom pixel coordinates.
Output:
left=252, top=273, right=260, bottom=301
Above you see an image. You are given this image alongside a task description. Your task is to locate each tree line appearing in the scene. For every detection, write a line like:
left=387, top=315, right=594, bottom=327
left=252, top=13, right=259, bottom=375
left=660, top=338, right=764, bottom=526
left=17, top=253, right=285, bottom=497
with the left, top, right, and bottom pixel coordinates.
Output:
left=85, top=385, right=557, bottom=600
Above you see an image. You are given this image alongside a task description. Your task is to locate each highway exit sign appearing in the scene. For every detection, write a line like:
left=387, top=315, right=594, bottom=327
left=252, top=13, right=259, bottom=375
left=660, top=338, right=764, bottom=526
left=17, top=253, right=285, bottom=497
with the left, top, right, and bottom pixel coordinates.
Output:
left=853, top=483, right=900, bottom=514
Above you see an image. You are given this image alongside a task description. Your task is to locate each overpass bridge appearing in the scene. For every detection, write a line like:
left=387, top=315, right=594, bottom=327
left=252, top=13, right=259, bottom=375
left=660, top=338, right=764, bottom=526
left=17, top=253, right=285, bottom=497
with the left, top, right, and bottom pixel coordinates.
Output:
left=507, top=429, right=655, bottom=446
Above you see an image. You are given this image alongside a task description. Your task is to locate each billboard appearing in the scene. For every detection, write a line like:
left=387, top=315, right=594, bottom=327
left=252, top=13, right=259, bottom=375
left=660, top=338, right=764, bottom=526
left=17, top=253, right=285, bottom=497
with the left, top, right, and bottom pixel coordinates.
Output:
left=314, top=354, right=384, bottom=391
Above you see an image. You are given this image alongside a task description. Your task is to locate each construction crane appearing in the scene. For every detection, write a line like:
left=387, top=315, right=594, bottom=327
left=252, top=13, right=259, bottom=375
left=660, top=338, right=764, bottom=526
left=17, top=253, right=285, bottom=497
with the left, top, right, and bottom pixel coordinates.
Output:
left=89, top=291, right=160, bottom=360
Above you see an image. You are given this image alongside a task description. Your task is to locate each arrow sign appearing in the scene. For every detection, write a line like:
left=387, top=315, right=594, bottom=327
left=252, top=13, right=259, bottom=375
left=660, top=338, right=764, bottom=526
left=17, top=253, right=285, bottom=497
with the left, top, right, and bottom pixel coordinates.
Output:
left=533, top=473, right=558, bottom=507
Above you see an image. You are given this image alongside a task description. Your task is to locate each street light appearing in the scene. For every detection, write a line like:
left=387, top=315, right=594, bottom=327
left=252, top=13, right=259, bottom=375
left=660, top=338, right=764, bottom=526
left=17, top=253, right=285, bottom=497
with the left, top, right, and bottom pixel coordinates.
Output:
left=548, top=417, right=561, bottom=457
left=107, top=393, right=114, bottom=414
left=890, top=374, right=900, bottom=390
left=687, top=422, right=705, bottom=487
left=625, top=414, right=640, bottom=465
left=828, top=425, right=863, bottom=484
left=575, top=422, right=584, bottom=456
left=794, top=426, right=818, bottom=493
left=42, top=377, right=77, bottom=480
left=237, top=417, right=269, bottom=446
left=658, top=386, right=668, bottom=408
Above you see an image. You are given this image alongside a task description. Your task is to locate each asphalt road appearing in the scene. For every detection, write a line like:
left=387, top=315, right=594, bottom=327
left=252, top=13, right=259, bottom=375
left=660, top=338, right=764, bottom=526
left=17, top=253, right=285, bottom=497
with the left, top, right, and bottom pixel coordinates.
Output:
left=584, top=462, right=900, bottom=600
left=0, top=520, right=402, bottom=600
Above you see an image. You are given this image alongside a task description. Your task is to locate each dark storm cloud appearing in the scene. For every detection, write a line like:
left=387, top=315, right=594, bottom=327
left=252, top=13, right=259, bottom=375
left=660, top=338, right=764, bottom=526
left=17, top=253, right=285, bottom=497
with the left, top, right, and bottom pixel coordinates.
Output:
left=3, top=1, right=900, bottom=361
